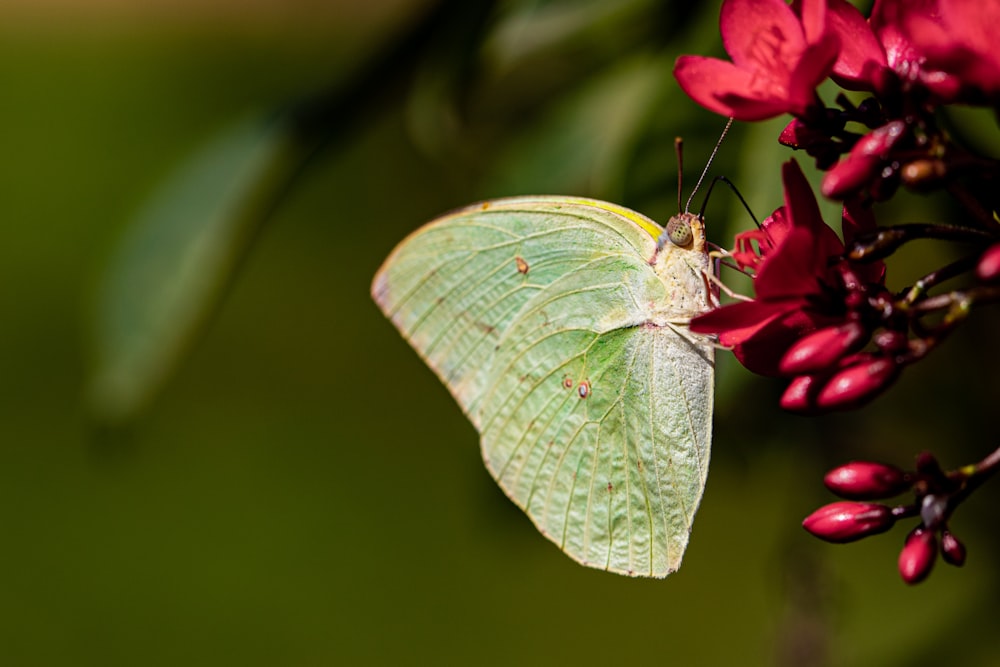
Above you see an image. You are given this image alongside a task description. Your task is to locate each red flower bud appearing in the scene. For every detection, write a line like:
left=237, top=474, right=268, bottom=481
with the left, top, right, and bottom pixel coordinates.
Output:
left=900, top=159, right=947, bottom=190
left=780, top=375, right=822, bottom=414
left=898, top=527, right=937, bottom=584
left=874, top=329, right=908, bottom=353
left=975, top=243, right=1000, bottom=283
left=802, top=501, right=895, bottom=543
left=779, top=322, right=868, bottom=375
left=915, top=451, right=946, bottom=482
left=823, top=461, right=909, bottom=500
left=822, top=121, right=907, bottom=199
left=941, top=531, right=966, bottom=567
left=816, top=356, right=899, bottom=410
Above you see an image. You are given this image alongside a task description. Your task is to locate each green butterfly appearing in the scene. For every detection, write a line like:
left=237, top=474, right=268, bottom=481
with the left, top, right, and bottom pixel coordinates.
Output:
left=371, top=196, right=716, bottom=577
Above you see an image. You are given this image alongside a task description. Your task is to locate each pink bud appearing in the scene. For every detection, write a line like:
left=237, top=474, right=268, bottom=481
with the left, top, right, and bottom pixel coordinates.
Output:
left=975, top=243, right=1000, bottom=283
left=816, top=356, right=898, bottom=410
left=874, top=329, right=908, bottom=353
left=914, top=451, right=945, bottom=480
left=802, top=501, right=895, bottom=543
left=824, top=461, right=909, bottom=500
left=898, top=527, right=937, bottom=584
left=780, top=375, right=822, bottom=414
left=822, top=121, right=907, bottom=199
left=822, top=155, right=880, bottom=200
left=940, top=531, right=966, bottom=567
left=779, top=322, right=868, bottom=375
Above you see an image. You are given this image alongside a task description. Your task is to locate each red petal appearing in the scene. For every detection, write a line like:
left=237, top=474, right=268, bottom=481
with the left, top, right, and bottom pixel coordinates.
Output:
left=689, top=299, right=790, bottom=342
left=782, top=160, right=843, bottom=257
left=674, top=56, right=798, bottom=120
left=871, top=0, right=937, bottom=70
left=826, top=0, right=888, bottom=89
left=795, top=0, right=827, bottom=45
left=907, top=0, right=1000, bottom=97
left=760, top=206, right=792, bottom=249
left=754, top=227, right=827, bottom=299
left=721, top=0, right=806, bottom=70
left=732, top=307, right=833, bottom=376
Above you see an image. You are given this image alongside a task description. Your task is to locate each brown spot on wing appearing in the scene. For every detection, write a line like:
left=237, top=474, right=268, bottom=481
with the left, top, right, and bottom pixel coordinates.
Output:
left=515, top=256, right=529, bottom=274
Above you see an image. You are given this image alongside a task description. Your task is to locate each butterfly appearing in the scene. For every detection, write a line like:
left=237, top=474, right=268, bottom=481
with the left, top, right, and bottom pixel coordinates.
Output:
left=371, top=193, right=719, bottom=577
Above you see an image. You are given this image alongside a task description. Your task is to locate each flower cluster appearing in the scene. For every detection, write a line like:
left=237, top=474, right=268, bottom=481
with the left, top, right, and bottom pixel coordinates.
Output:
left=676, top=0, right=1000, bottom=584
left=676, top=0, right=1000, bottom=204
left=801, top=452, right=998, bottom=584
left=682, top=0, right=1000, bottom=412
left=690, top=159, right=896, bottom=412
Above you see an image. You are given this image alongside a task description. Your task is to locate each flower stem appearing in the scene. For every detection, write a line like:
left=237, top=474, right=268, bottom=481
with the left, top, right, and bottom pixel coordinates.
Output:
left=952, top=445, right=1000, bottom=504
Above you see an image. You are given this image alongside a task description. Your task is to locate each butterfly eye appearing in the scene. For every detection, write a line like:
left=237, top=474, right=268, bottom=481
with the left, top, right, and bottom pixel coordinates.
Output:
left=665, top=215, right=694, bottom=247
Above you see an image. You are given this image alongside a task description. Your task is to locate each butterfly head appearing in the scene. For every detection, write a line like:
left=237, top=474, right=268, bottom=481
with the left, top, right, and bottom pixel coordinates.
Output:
left=657, top=211, right=706, bottom=254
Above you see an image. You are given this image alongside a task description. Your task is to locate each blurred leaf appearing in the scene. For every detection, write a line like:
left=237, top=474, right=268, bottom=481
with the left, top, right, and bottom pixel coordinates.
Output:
left=943, top=105, right=1000, bottom=160
left=482, top=0, right=657, bottom=75
left=484, top=51, right=669, bottom=196
left=88, top=115, right=298, bottom=426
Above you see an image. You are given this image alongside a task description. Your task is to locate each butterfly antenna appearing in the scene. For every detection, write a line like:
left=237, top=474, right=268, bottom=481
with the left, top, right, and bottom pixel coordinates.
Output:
left=674, top=136, right=684, bottom=213
left=697, top=175, right=761, bottom=229
left=684, top=116, right=734, bottom=214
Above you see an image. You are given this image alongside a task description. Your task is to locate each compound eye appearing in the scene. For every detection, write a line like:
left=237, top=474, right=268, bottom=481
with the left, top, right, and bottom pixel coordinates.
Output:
left=665, top=215, right=694, bottom=247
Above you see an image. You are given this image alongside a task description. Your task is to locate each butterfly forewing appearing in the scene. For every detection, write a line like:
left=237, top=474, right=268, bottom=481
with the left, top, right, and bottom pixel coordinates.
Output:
left=371, top=196, right=714, bottom=577
left=372, top=198, right=660, bottom=424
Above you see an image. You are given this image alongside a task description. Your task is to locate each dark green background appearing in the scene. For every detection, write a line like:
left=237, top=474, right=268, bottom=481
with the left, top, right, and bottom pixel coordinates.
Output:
left=2, top=1, right=999, bottom=665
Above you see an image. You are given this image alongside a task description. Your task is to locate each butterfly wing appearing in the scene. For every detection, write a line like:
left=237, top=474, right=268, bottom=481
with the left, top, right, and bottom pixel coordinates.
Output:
left=372, top=196, right=714, bottom=576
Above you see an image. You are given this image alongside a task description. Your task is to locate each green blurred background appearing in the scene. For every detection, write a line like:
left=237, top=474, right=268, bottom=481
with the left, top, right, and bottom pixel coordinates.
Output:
left=3, top=0, right=1000, bottom=664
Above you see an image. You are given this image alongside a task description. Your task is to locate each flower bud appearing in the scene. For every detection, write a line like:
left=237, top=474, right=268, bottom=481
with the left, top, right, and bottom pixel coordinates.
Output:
left=780, top=375, right=822, bottom=414
left=823, top=461, right=909, bottom=500
left=898, top=527, right=937, bottom=584
left=900, top=159, right=947, bottom=190
left=816, top=356, right=899, bottom=410
left=914, top=451, right=946, bottom=482
left=822, top=121, right=907, bottom=199
left=920, top=494, right=948, bottom=530
left=802, top=501, right=895, bottom=543
left=874, top=329, right=908, bottom=353
left=779, top=322, right=868, bottom=375
left=940, top=531, right=966, bottom=567
left=975, top=243, right=1000, bottom=283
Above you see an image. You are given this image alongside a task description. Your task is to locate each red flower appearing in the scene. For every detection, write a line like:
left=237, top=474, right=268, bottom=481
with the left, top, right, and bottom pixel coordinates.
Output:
left=674, top=0, right=839, bottom=120
left=903, top=0, right=1000, bottom=102
left=690, top=160, right=882, bottom=376
left=824, top=0, right=968, bottom=101
left=823, top=0, right=892, bottom=91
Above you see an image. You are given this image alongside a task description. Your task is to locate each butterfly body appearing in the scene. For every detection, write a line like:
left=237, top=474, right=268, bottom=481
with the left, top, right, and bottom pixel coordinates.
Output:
left=372, top=196, right=715, bottom=577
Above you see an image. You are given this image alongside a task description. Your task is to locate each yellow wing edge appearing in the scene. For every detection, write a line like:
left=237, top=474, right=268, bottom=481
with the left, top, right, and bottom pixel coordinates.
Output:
left=433, top=195, right=664, bottom=240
